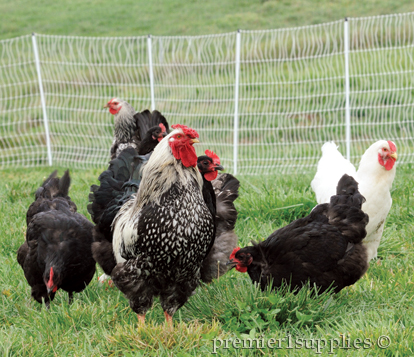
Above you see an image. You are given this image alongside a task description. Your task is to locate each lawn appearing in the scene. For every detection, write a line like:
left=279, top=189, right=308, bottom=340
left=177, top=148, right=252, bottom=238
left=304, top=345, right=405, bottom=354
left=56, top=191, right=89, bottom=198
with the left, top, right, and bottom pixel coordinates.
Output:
left=0, top=164, right=413, bottom=356
left=1, top=0, right=414, bottom=40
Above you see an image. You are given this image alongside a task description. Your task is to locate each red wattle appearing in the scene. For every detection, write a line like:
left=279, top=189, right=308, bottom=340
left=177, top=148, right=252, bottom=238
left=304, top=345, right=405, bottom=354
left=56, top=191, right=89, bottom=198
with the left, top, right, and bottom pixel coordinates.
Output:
left=378, top=153, right=396, bottom=171
left=384, top=158, right=396, bottom=170
left=204, top=170, right=218, bottom=181
left=180, top=145, right=198, bottom=167
left=172, top=144, right=198, bottom=167
left=47, top=267, right=54, bottom=289
left=236, top=265, right=248, bottom=273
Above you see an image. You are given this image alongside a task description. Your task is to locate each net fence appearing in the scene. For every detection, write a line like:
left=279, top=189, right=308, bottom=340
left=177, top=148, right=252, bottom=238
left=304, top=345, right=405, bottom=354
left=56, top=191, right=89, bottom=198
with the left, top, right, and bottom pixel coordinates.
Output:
left=1, top=12, right=413, bottom=174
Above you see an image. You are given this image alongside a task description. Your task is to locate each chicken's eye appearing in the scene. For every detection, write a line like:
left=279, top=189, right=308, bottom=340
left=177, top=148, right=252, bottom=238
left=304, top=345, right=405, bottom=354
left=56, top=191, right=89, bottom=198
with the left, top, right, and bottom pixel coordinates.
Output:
left=176, top=135, right=182, bottom=139
left=383, top=148, right=388, bottom=152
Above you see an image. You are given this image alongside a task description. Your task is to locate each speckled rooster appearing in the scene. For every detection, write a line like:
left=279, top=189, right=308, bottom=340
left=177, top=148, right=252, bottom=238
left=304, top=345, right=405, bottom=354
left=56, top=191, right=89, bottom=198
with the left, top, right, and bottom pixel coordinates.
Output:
left=111, top=124, right=215, bottom=324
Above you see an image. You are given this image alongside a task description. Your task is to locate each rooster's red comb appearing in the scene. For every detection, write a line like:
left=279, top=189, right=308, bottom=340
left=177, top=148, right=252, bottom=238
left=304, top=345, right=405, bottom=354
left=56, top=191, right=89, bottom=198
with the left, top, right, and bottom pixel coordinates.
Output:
left=205, top=150, right=220, bottom=165
left=171, top=124, right=199, bottom=139
left=159, top=123, right=167, bottom=133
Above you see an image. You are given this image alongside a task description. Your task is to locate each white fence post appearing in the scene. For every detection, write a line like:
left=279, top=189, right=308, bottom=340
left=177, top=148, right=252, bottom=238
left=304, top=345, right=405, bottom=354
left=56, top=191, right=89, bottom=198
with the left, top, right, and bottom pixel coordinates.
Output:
left=344, top=18, right=351, bottom=161
left=233, top=30, right=241, bottom=175
left=147, top=35, right=156, bottom=111
left=32, top=33, right=52, bottom=166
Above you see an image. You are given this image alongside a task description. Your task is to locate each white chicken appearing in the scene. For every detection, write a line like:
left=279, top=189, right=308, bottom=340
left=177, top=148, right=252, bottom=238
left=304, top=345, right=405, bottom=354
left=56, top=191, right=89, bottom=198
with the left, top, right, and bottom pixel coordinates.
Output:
left=311, top=140, right=398, bottom=262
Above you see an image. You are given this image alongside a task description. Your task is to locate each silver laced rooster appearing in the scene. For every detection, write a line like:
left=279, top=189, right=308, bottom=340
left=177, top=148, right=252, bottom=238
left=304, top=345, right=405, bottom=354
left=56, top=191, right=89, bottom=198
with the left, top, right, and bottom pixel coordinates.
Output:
left=111, top=124, right=215, bottom=325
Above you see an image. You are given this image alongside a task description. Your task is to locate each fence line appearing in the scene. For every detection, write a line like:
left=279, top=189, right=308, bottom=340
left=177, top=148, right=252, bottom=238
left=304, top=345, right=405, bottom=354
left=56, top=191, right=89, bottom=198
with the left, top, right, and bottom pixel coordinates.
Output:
left=32, top=33, right=53, bottom=166
left=233, top=30, right=241, bottom=175
left=1, top=12, right=414, bottom=174
left=344, top=19, right=351, bottom=161
left=147, top=35, right=156, bottom=112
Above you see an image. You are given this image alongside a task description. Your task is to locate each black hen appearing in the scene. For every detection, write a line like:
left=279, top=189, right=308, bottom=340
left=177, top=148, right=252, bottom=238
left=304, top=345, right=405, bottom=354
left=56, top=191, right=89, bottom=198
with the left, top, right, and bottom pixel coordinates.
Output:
left=229, top=174, right=369, bottom=294
left=17, top=170, right=95, bottom=307
left=88, top=149, right=148, bottom=276
left=197, top=151, right=240, bottom=283
left=104, top=98, right=169, bottom=159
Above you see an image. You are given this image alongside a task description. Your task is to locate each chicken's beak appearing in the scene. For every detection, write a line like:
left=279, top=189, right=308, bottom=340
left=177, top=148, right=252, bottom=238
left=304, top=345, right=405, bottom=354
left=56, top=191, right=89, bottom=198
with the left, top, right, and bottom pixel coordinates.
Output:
left=215, top=164, right=224, bottom=171
left=103, top=103, right=109, bottom=108
left=226, top=259, right=237, bottom=269
left=191, top=138, right=200, bottom=144
left=390, top=152, right=398, bottom=160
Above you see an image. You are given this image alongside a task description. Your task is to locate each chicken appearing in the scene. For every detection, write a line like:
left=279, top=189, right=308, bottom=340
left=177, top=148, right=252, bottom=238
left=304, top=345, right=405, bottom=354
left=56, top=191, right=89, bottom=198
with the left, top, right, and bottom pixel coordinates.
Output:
left=228, top=174, right=369, bottom=294
left=311, top=140, right=398, bottom=261
left=88, top=109, right=170, bottom=281
left=104, top=98, right=169, bottom=158
left=17, top=171, right=95, bottom=307
left=197, top=150, right=240, bottom=283
left=111, top=124, right=215, bottom=324
left=26, top=170, right=76, bottom=225
left=88, top=148, right=147, bottom=278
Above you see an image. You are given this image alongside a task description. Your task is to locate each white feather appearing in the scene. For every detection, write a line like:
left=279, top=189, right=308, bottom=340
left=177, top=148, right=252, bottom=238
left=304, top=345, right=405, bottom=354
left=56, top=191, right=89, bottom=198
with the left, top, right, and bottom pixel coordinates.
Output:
left=311, top=140, right=397, bottom=262
left=311, top=142, right=356, bottom=203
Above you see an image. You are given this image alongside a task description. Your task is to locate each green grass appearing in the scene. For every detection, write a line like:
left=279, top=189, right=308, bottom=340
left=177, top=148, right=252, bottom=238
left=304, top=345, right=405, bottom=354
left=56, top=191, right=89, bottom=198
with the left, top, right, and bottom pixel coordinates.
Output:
left=1, top=166, right=413, bottom=356
left=1, top=0, right=414, bottom=40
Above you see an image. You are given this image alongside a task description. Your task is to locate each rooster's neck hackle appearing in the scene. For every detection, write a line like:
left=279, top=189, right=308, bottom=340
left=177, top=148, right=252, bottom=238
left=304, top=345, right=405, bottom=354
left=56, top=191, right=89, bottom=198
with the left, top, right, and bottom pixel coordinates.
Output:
left=132, top=129, right=203, bottom=213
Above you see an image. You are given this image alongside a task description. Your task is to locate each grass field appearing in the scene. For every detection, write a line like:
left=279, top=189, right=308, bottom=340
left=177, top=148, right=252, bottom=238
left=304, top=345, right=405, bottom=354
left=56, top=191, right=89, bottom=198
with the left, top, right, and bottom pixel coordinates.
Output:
left=2, top=0, right=414, bottom=40
left=1, top=165, right=413, bottom=356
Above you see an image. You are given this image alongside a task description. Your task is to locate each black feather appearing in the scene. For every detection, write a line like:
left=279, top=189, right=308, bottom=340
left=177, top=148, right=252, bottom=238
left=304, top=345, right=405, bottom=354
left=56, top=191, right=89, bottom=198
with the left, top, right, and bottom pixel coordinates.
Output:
left=234, top=174, right=369, bottom=294
left=17, top=170, right=95, bottom=307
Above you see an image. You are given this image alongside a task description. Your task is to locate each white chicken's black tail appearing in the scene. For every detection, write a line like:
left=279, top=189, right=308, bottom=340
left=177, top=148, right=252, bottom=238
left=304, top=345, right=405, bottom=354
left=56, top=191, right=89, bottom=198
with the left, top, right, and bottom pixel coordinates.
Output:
left=327, top=174, right=369, bottom=244
left=331, top=174, right=366, bottom=208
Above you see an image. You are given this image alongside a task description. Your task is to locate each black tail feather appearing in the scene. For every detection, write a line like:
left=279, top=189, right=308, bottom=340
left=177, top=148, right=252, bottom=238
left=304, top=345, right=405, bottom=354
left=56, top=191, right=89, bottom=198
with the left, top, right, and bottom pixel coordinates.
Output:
left=88, top=148, right=148, bottom=242
left=328, top=174, right=369, bottom=244
left=212, top=173, right=240, bottom=234
left=27, top=170, right=76, bottom=224
left=200, top=173, right=240, bottom=283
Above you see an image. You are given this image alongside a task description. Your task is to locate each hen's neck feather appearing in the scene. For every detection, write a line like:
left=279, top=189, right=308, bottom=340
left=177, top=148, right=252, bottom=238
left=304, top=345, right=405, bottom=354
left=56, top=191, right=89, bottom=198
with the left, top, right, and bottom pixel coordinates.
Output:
left=132, top=129, right=203, bottom=213
left=113, top=102, right=136, bottom=142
